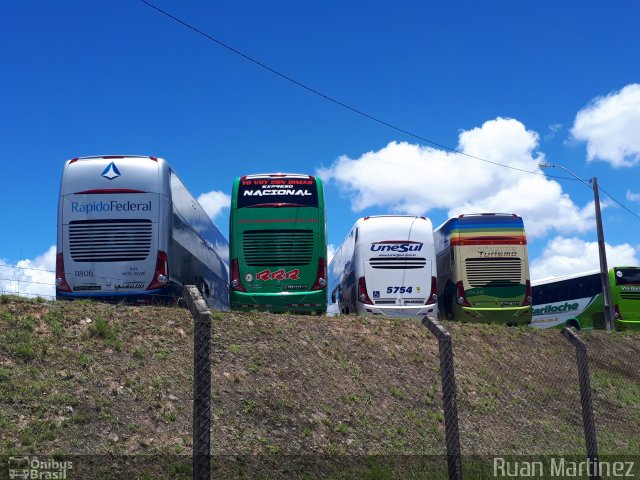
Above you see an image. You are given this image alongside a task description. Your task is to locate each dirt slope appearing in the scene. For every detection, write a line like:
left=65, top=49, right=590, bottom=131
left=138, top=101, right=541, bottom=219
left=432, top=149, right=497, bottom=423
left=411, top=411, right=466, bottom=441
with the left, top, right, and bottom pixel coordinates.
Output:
left=0, top=296, right=638, bottom=477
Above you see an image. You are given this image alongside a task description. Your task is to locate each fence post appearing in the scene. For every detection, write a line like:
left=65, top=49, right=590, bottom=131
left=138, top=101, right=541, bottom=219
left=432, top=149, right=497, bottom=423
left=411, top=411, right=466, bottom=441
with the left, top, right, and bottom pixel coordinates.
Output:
left=422, top=317, right=462, bottom=480
left=184, top=285, right=212, bottom=480
left=561, top=327, right=600, bottom=480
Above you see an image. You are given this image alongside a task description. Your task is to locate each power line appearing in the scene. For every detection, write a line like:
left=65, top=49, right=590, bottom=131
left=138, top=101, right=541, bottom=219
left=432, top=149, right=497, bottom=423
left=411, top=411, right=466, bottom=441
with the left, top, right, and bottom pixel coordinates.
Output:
left=138, top=0, right=569, bottom=180
left=598, top=185, right=640, bottom=221
left=550, top=171, right=640, bottom=221
left=139, top=1, right=638, bottom=221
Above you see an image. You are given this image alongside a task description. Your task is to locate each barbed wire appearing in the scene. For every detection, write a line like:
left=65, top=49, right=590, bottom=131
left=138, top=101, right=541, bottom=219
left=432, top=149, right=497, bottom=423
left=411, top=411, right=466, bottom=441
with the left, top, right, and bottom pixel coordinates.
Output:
left=0, top=278, right=186, bottom=302
left=0, top=264, right=202, bottom=293
left=0, top=289, right=56, bottom=300
left=0, top=264, right=55, bottom=274
left=0, top=277, right=55, bottom=287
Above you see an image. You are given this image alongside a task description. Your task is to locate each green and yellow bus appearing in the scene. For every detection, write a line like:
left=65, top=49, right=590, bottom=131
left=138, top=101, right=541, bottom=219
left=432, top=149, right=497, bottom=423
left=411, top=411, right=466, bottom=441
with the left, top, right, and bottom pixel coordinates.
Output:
left=229, top=173, right=327, bottom=313
left=531, top=266, right=640, bottom=331
left=434, top=213, right=532, bottom=325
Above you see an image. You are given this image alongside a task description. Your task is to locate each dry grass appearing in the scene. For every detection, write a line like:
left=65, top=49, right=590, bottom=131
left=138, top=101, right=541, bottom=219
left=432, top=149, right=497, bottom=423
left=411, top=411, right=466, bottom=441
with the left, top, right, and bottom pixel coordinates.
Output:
left=0, top=295, right=638, bottom=477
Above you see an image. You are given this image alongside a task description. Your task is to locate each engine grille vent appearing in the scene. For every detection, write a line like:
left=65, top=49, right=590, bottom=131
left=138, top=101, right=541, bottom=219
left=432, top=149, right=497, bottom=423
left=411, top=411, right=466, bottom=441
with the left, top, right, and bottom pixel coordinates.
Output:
left=369, top=257, right=426, bottom=269
left=68, top=219, right=152, bottom=262
left=243, top=229, right=314, bottom=266
left=620, top=291, right=640, bottom=300
left=465, top=258, right=522, bottom=287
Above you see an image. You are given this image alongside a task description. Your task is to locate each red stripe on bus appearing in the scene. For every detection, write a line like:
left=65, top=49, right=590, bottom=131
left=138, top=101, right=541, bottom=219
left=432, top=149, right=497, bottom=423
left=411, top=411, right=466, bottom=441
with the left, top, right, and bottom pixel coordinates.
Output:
left=74, top=189, right=147, bottom=194
left=450, top=238, right=527, bottom=246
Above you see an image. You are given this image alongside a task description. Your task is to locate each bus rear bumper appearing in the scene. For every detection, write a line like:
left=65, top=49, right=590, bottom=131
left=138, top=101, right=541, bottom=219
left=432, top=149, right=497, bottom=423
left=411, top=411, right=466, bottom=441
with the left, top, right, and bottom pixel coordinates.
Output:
left=362, top=303, right=437, bottom=319
left=56, top=287, right=172, bottom=304
left=615, top=319, right=640, bottom=331
left=230, top=290, right=326, bottom=313
left=456, top=306, right=532, bottom=325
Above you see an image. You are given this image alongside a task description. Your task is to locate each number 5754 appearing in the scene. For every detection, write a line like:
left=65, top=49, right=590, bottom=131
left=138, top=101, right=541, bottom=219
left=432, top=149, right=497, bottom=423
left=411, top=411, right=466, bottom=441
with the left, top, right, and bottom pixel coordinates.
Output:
left=386, top=286, right=412, bottom=294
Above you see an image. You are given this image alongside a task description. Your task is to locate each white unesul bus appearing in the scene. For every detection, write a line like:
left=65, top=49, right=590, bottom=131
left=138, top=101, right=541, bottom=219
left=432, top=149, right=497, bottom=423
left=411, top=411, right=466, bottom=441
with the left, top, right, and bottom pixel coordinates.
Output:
left=56, top=155, right=229, bottom=309
left=328, top=215, right=438, bottom=318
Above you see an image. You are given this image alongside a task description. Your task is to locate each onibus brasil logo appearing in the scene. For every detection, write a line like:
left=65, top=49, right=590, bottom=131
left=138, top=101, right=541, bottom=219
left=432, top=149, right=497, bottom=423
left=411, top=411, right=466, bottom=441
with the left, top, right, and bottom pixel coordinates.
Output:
left=8, top=456, right=73, bottom=479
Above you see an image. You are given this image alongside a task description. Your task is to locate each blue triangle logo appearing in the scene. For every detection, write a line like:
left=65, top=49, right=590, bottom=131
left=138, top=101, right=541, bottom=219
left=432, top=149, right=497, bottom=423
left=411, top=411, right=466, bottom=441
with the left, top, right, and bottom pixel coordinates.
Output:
left=101, top=162, right=121, bottom=180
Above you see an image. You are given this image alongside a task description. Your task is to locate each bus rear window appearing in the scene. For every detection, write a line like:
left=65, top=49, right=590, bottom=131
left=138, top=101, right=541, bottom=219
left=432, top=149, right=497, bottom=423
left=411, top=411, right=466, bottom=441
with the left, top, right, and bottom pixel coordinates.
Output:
left=238, top=178, right=318, bottom=208
left=614, top=268, right=640, bottom=285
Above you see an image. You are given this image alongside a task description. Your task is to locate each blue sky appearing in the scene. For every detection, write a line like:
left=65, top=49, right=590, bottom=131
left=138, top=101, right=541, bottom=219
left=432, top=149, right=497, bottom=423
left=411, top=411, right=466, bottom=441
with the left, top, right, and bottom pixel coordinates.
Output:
left=1, top=0, right=640, bottom=297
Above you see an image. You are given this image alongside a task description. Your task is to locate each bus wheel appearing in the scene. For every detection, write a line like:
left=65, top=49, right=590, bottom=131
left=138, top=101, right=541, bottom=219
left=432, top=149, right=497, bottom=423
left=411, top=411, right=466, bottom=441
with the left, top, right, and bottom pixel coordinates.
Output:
left=566, top=319, right=580, bottom=331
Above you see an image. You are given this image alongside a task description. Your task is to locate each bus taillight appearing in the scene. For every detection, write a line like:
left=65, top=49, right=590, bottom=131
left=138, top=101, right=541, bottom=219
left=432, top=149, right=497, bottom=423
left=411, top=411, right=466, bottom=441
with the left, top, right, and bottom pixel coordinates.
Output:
left=522, top=280, right=532, bottom=306
left=426, top=276, right=438, bottom=305
left=147, top=250, right=168, bottom=290
left=456, top=281, right=471, bottom=307
left=55, top=253, right=71, bottom=292
left=358, top=276, right=373, bottom=304
left=230, top=259, right=246, bottom=292
left=311, top=258, right=327, bottom=290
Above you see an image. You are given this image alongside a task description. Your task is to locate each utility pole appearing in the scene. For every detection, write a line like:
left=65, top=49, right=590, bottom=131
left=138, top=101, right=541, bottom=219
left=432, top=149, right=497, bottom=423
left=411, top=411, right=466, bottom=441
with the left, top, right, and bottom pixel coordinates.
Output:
left=591, top=177, right=614, bottom=331
left=539, top=164, right=615, bottom=331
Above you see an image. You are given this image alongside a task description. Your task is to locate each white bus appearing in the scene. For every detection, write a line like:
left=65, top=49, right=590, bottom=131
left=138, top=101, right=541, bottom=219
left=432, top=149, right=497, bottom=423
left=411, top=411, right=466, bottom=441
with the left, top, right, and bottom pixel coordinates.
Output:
left=328, top=215, right=438, bottom=318
left=56, top=155, right=229, bottom=309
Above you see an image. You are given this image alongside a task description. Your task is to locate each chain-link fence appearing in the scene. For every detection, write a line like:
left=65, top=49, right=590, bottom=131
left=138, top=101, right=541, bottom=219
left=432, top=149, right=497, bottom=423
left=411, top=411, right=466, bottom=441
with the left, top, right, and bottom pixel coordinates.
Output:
left=422, top=320, right=640, bottom=480
left=184, top=286, right=212, bottom=480
left=1, top=291, right=639, bottom=479
left=0, top=291, right=196, bottom=479
left=422, top=317, right=462, bottom=480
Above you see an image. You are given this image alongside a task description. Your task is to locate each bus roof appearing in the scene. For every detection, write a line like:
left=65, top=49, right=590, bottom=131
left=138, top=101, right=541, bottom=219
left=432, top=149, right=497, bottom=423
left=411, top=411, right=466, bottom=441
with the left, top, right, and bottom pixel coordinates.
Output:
left=241, top=173, right=314, bottom=180
left=434, top=213, right=526, bottom=248
left=434, top=213, right=522, bottom=232
left=355, top=215, right=434, bottom=244
left=71, top=155, right=158, bottom=161
left=361, top=215, right=430, bottom=220
left=60, top=155, right=167, bottom=196
left=532, top=269, right=600, bottom=286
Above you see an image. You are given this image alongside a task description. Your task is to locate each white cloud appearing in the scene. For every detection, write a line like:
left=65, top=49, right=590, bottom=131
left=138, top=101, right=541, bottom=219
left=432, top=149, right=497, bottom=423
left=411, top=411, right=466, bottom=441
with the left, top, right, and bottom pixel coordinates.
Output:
left=571, top=83, right=640, bottom=168
left=0, top=246, right=56, bottom=299
left=544, top=123, right=563, bottom=141
left=197, top=190, right=230, bottom=220
left=627, top=190, right=640, bottom=202
left=530, top=236, right=639, bottom=281
left=318, top=117, right=593, bottom=239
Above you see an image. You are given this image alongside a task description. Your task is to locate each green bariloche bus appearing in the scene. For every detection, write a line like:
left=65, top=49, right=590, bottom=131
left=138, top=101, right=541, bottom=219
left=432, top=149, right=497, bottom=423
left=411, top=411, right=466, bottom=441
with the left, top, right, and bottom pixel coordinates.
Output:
left=434, top=213, right=532, bottom=325
left=229, top=173, right=327, bottom=313
left=531, top=266, right=640, bottom=331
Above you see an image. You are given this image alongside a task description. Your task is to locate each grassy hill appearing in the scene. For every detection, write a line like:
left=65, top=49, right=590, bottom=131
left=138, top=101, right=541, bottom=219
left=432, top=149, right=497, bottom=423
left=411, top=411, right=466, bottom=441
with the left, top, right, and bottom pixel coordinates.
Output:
left=0, top=296, right=638, bottom=478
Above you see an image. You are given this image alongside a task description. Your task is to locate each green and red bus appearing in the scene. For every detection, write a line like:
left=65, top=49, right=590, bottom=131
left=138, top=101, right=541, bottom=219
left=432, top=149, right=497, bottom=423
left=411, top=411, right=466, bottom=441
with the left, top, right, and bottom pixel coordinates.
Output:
left=229, top=173, right=327, bottom=313
left=531, top=266, right=640, bottom=331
